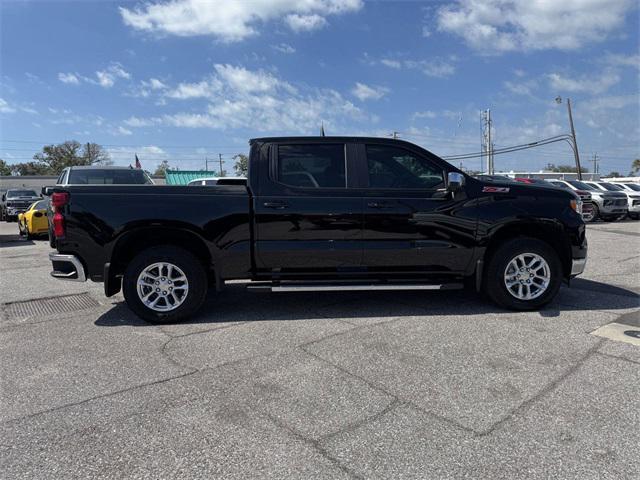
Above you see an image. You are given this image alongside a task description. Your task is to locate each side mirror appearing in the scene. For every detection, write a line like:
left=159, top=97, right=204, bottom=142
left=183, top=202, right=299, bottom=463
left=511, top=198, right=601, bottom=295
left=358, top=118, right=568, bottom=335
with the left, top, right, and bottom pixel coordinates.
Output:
left=34, top=211, right=43, bottom=218
left=447, top=172, right=465, bottom=192
left=42, top=186, right=54, bottom=196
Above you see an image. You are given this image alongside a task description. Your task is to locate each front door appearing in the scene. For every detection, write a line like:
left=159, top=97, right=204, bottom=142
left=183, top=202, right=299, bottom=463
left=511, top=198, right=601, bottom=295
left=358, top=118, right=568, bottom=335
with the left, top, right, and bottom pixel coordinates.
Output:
left=254, top=142, right=363, bottom=275
left=359, top=143, right=476, bottom=274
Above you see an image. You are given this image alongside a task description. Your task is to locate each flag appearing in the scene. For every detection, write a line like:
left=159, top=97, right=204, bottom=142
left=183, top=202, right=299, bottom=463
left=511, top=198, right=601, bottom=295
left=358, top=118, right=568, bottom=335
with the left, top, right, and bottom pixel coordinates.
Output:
left=135, top=154, right=142, bottom=169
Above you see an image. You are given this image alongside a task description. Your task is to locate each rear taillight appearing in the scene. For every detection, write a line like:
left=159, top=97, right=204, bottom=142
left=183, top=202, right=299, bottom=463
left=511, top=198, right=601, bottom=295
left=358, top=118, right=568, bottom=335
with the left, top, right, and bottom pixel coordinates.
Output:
left=51, top=192, right=69, bottom=239
left=51, top=192, right=69, bottom=208
left=53, top=212, right=65, bottom=238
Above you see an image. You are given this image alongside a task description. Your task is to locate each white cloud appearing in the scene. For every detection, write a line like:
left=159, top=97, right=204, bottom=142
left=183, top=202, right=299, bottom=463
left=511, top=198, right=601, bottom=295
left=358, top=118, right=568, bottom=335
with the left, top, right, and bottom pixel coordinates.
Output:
left=272, top=43, right=296, bottom=54
left=120, top=0, right=362, bottom=42
left=603, top=52, right=640, bottom=69
left=351, top=82, right=389, bottom=101
left=116, top=126, right=133, bottom=136
left=376, top=56, right=457, bottom=78
left=413, top=110, right=437, bottom=120
left=285, top=13, right=328, bottom=32
left=0, top=98, right=16, bottom=113
left=380, top=59, right=402, bottom=69
left=124, top=63, right=371, bottom=133
left=547, top=71, right=620, bottom=94
left=437, top=0, right=635, bottom=53
left=166, top=79, right=222, bottom=99
left=504, top=79, right=538, bottom=96
left=95, top=63, right=131, bottom=88
left=145, top=78, right=167, bottom=89
left=58, top=72, right=80, bottom=85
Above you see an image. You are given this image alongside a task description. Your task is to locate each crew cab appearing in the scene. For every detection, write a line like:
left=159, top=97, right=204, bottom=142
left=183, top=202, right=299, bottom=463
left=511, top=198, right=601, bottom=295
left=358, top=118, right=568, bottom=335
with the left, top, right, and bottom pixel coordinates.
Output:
left=46, top=137, right=587, bottom=323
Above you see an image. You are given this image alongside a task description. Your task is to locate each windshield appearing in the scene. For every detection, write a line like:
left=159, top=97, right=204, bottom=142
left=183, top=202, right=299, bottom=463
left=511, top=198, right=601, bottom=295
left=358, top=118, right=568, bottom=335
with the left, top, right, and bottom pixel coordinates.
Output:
left=8, top=190, right=38, bottom=198
left=567, top=180, right=595, bottom=191
left=600, top=182, right=623, bottom=191
left=68, top=169, right=153, bottom=185
left=32, top=200, right=48, bottom=210
left=624, top=183, right=640, bottom=191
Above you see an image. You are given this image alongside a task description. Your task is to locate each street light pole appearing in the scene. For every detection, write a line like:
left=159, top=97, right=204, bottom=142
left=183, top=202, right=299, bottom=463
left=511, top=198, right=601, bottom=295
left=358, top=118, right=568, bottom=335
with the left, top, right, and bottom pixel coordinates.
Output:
left=556, top=96, right=583, bottom=180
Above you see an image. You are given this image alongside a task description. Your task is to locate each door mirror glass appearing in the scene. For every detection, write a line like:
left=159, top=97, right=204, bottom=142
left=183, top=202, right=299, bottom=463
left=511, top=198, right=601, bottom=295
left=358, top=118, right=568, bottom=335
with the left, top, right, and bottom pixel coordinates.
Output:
left=42, top=186, right=54, bottom=196
left=447, top=172, right=465, bottom=191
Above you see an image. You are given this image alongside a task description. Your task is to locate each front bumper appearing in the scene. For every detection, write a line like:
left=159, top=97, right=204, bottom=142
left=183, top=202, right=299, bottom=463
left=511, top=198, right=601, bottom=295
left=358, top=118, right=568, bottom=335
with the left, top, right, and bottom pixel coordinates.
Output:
left=571, top=258, right=587, bottom=275
left=49, top=253, right=87, bottom=282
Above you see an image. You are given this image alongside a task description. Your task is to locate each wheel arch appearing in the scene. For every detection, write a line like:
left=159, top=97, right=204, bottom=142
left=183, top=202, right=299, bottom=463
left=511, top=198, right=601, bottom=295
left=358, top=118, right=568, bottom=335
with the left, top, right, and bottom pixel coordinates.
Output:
left=482, top=221, right=572, bottom=280
left=106, top=226, right=214, bottom=296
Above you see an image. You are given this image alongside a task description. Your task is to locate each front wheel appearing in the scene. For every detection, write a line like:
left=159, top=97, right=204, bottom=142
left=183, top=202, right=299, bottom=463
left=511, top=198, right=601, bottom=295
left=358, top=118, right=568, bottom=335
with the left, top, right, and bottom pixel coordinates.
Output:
left=484, top=238, right=562, bottom=310
left=123, top=246, right=208, bottom=323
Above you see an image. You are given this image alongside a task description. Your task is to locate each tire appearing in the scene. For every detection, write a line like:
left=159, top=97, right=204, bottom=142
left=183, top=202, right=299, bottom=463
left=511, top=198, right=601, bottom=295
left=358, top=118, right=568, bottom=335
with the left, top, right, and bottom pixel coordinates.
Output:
left=123, top=245, right=208, bottom=324
left=591, top=203, right=600, bottom=222
left=602, top=216, right=616, bottom=222
left=484, top=238, right=562, bottom=311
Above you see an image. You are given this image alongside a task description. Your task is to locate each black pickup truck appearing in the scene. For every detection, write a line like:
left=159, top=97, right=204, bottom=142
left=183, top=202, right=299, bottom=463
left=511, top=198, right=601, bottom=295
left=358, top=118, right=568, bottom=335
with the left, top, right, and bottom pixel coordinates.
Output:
left=46, top=137, right=587, bottom=323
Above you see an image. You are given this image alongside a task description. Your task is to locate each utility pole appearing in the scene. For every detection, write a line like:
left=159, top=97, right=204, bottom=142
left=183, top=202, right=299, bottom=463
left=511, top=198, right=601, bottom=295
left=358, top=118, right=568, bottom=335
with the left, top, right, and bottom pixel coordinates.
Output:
left=555, top=96, right=583, bottom=180
left=591, top=153, right=599, bottom=177
left=481, top=109, right=494, bottom=174
left=205, top=157, right=209, bottom=171
left=218, top=154, right=224, bottom=177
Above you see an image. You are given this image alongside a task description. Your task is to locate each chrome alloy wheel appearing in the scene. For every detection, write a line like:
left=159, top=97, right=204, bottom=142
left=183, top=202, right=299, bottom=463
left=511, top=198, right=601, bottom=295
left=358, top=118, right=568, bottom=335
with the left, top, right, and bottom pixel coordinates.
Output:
left=136, top=262, right=189, bottom=312
left=503, top=253, right=551, bottom=301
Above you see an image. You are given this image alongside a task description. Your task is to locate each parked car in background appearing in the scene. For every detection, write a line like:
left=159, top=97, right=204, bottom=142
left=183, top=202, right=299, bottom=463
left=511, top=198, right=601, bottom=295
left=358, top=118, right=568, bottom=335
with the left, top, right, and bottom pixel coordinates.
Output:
left=584, top=181, right=633, bottom=221
left=514, top=177, right=550, bottom=186
left=547, top=180, right=626, bottom=222
left=187, top=177, right=247, bottom=186
left=18, top=199, right=49, bottom=239
left=55, top=166, right=154, bottom=186
left=0, top=189, right=42, bottom=222
left=545, top=180, right=595, bottom=222
left=603, top=182, right=640, bottom=220
left=44, top=165, right=154, bottom=247
left=46, top=136, right=587, bottom=322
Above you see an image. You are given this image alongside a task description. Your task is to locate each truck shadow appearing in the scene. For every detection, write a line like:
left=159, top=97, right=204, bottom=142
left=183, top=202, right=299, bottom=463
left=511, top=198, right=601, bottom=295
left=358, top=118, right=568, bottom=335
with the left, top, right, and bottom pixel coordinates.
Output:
left=95, top=278, right=639, bottom=327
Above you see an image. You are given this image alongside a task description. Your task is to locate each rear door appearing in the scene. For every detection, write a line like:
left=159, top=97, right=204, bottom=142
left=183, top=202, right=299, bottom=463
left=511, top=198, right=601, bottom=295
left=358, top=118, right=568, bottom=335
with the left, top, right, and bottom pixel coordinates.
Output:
left=358, top=142, right=477, bottom=274
left=254, top=142, right=363, bottom=275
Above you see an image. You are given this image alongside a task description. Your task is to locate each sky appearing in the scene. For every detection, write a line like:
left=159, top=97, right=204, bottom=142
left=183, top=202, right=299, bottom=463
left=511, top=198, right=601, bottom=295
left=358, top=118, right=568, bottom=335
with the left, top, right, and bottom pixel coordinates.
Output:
left=0, top=0, right=638, bottom=175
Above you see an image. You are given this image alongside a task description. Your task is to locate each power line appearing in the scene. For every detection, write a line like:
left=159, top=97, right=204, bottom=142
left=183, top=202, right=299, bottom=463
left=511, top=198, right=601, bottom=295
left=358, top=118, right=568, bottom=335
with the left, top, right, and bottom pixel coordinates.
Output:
left=441, top=135, right=574, bottom=161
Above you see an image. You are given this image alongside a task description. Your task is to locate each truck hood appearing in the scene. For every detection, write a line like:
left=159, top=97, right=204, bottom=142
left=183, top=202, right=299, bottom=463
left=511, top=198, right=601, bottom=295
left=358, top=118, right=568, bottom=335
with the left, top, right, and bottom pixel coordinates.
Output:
left=471, top=177, right=576, bottom=200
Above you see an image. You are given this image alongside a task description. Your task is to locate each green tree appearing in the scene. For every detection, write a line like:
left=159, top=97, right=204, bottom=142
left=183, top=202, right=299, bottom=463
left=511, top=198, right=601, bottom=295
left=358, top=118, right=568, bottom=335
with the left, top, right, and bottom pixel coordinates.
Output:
left=631, top=159, right=640, bottom=175
left=33, top=141, right=111, bottom=174
left=154, top=160, right=170, bottom=176
left=11, top=161, right=52, bottom=176
left=233, top=154, right=248, bottom=176
left=545, top=163, right=589, bottom=173
left=0, top=159, right=11, bottom=176
left=607, top=171, right=621, bottom=178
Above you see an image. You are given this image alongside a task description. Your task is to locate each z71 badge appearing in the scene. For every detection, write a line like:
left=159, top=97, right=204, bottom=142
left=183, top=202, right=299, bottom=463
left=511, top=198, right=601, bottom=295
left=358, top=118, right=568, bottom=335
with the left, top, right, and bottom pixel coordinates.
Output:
left=482, top=186, right=510, bottom=193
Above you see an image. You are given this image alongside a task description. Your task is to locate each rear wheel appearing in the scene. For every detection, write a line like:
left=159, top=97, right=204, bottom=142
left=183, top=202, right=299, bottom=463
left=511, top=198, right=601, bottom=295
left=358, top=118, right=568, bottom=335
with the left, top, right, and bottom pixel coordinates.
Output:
left=123, top=245, right=208, bottom=323
left=484, top=238, right=562, bottom=310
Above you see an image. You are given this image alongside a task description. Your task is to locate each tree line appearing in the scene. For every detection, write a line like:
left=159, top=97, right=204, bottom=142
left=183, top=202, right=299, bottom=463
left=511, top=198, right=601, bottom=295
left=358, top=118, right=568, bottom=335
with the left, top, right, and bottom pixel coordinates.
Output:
left=0, top=141, right=111, bottom=176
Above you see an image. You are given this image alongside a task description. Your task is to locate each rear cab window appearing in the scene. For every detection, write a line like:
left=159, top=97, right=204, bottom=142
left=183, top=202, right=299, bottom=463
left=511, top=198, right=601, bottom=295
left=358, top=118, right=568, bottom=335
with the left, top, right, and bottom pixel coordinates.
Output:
left=276, top=144, right=346, bottom=189
left=68, top=169, right=153, bottom=185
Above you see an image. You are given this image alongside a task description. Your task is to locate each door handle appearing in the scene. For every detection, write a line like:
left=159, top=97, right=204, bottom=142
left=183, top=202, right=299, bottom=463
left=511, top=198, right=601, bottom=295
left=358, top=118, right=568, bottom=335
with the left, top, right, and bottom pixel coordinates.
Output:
left=367, top=201, right=393, bottom=209
left=263, top=201, right=289, bottom=209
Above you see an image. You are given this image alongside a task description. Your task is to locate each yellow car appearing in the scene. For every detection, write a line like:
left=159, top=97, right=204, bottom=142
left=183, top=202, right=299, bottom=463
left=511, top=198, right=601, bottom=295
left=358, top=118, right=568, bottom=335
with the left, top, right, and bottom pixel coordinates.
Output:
left=18, top=199, right=49, bottom=239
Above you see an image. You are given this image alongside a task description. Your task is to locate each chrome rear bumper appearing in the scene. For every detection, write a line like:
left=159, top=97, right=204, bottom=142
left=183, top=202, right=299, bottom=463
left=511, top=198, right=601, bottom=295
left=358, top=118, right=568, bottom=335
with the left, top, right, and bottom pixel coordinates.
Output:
left=49, top=253, right=86, bottom=282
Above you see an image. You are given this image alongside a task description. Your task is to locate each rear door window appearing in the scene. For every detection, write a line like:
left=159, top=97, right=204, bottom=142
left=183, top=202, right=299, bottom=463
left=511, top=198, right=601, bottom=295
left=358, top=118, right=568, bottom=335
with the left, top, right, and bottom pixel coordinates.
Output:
left=277, top=144, right=346, bottom=188
left=365, top=145, right=444, bottom=189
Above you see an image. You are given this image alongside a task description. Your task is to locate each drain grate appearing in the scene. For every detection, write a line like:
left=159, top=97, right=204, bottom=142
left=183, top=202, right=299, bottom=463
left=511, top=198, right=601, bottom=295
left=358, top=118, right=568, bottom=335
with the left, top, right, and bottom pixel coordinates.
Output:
left=3, top=293, right=99, bottom=320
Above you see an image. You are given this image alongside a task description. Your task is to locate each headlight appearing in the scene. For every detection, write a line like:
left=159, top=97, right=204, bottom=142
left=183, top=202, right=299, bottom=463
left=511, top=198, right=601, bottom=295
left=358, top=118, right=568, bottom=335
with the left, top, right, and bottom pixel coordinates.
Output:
left=570, top=199, right=583, bottom=215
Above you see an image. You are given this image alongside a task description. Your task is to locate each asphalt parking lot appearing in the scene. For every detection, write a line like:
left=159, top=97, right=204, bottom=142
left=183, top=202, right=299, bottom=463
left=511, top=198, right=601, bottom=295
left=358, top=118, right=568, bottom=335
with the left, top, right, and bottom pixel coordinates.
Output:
left=1, top=221, right=638, bottom=479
